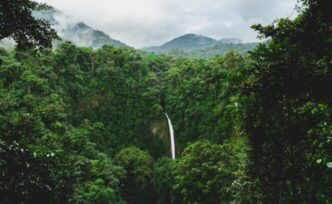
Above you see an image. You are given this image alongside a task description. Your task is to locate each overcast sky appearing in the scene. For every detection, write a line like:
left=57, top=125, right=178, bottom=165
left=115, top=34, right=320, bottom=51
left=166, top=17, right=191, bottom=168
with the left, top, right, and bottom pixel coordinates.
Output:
left=35, top=0, right=298, bottom=48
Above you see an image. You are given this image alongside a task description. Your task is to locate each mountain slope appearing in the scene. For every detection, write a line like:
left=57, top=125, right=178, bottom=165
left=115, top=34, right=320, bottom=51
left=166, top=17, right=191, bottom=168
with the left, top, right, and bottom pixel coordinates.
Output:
left=145, top=34, right=219, bottom=53
left=33, top=9, right=128, bottom=49
left=153, top=34, right=217, bottom=52
left=144, top=34, right=256, bottom=58
left=167, top=42, right=258, bottom=59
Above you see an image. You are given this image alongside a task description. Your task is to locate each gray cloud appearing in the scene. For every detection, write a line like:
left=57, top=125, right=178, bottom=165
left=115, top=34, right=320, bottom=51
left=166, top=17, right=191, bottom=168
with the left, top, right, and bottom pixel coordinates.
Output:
left=35, top=0, right=297, bottom=48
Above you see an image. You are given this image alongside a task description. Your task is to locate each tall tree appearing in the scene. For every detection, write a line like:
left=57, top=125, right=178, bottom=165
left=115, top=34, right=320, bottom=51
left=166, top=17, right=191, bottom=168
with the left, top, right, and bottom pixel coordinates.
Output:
left=243, top=0, right=332, bottom=202
left=0, top=0, right=58, bottom=49
left=174, top=140, right=243, bottom=203
left=115, top=147, right=154, bottom=204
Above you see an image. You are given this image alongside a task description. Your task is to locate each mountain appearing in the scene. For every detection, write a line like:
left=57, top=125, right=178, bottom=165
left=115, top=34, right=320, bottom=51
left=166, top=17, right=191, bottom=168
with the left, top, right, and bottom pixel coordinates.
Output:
left=33, top=9, right=128, bottom=49
left=144, top=34, right=244, bottom=53
left=146, top=34, right=218, bottom=53
left=144, top=34, right=256, bottom=58
left=166, top=42, right=258, bottom=59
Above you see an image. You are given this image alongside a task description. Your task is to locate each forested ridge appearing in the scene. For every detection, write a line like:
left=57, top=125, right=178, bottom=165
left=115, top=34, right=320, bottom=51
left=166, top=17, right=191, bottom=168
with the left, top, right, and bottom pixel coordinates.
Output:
left=0, top=0, right=331, bottom=203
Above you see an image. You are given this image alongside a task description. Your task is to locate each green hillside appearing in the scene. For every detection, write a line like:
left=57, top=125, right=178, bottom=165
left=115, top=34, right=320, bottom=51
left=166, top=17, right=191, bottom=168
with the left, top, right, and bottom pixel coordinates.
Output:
left=145, top=33, right=257, bottom=58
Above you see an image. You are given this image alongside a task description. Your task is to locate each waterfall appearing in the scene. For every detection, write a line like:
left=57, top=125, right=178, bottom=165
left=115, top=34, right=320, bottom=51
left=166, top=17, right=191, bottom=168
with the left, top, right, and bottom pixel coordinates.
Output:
left=165, top=113, right=176, bottom=159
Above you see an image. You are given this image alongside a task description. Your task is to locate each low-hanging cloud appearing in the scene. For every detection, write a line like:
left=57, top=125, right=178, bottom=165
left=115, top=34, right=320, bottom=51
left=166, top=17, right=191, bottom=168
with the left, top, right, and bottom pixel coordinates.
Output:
left=35, top=0, right=298, bottom=48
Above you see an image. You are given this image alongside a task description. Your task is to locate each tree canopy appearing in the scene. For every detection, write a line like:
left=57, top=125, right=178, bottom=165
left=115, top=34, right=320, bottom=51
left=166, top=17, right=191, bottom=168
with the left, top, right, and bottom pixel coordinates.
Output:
left=0, top=0, right=331, bottom=203
left=0, top=0, right=58, bottom=49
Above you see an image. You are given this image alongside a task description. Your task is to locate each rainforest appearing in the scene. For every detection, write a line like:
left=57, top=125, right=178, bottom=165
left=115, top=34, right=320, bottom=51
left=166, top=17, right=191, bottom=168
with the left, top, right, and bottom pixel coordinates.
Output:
left=0, top=0, right=331, bottom=203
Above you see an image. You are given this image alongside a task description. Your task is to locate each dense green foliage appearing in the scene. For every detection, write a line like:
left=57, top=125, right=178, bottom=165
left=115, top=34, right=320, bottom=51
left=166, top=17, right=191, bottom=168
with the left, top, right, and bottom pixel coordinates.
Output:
left=115, top=147, right=154, bottom=204
left=152, top=157, right=181, bottom=204
left=0, top=41, right=248, bottom=203
left=174, top=140, right=246, bottom=204
left=55, top=43, right=171, bottom=158
left=1, top=0, right=331, bottom=203
left=242, top=0, right=332, bottom=202
left=165, top=51, right=245, bottom=148
left=0, top=48, right=124, bottom=203
left=166, top=43, right=258, bottom=59
left=244, top=1, right=332, bottom=203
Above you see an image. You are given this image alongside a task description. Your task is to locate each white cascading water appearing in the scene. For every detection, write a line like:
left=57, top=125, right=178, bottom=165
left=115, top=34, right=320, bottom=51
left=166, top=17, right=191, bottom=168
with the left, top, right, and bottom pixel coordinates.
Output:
left=165, top=113, right=176, bottom=159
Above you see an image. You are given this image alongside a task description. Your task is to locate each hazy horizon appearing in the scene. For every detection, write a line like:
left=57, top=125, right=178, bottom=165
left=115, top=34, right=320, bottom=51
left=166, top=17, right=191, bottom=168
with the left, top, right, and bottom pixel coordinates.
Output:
left=35, top=0, right=298, bottom=48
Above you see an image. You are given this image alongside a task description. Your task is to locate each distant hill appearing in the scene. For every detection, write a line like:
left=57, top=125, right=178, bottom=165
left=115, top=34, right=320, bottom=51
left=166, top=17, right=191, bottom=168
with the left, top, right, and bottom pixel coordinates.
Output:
left=32, top=9, right=128, bottom=49
left=167, top=43, right=258, bottom=59
left=144, top=34, right=258, bottom=58
left=144, top=34, right=244, bottom=53
left=146, top=34, right=218, bottom=53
